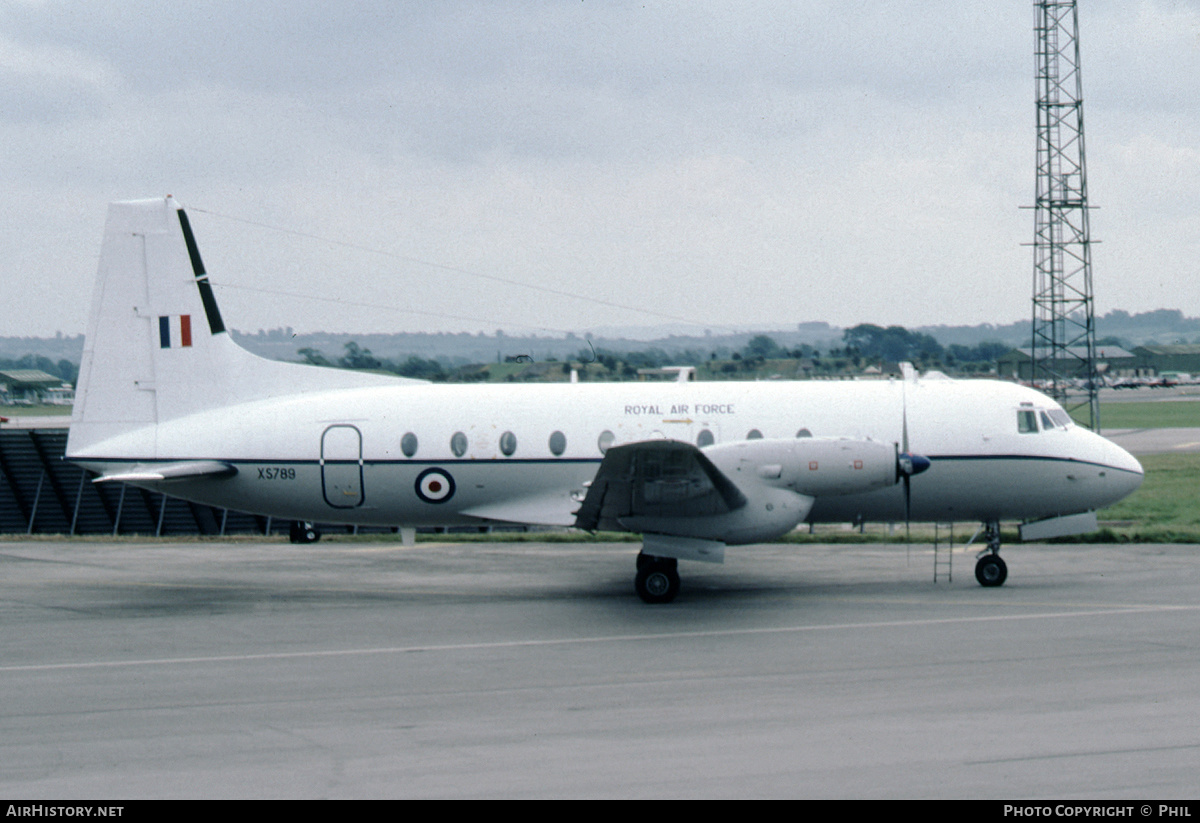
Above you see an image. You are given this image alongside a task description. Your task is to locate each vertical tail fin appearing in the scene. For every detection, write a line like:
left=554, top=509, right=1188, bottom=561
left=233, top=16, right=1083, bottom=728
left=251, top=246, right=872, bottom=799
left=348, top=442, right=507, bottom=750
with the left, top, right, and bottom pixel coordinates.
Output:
left=68, top=196, right=412, bottom=459
left=70, top=197, right=204, bottom=453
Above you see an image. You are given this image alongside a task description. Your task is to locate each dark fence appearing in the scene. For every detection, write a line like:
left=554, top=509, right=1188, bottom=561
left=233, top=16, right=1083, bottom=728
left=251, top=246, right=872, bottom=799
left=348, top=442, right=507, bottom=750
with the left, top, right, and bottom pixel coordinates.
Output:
left=2, top=426, right=307, bottom=537
left=0, top=425, right=517, bottom=538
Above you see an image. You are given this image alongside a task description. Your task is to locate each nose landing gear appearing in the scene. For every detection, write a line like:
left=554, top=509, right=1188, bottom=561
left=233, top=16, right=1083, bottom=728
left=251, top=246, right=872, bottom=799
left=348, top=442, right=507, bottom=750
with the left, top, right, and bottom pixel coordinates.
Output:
left=974, top=521, right=1007, bottom=587
left=975, top=552, right=1008, bottom=587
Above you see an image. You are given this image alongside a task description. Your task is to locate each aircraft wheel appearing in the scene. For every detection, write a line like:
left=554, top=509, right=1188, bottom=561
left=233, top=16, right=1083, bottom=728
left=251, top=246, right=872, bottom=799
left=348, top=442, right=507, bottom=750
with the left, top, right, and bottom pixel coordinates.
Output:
left=635, top=560, right=680, bottom=604
left=635, top=551, right=664, bottom=572
left=975, top=553, right=1007, bottom=587
left=289, top=521, right=321, bottom=544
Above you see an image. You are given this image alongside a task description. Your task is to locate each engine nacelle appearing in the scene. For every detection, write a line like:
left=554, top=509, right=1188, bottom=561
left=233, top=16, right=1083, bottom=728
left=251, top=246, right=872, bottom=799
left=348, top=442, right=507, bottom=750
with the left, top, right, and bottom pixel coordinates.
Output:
left=620, top=483, right=815, bottom=546
left=705, top=436, right=898, bottom=498
left=575, top=436, right=914, bottom=549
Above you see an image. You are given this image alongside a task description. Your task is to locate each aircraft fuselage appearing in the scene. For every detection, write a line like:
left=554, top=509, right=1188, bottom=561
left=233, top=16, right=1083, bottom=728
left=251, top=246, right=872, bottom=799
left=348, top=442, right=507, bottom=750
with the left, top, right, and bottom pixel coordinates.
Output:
left=69, top=376, right=1144, bottom=533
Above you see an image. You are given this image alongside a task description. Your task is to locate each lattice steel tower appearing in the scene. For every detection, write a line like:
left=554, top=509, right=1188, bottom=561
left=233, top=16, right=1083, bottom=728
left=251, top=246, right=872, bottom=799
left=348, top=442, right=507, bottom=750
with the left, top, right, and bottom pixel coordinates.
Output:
left=1032, top=0, right=1099, bottom=430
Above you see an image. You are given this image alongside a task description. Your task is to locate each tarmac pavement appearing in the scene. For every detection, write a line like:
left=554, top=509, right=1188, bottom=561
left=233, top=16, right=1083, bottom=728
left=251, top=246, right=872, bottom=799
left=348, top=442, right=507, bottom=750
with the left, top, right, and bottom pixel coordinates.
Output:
left=1, top=537, right=1197, bottom=798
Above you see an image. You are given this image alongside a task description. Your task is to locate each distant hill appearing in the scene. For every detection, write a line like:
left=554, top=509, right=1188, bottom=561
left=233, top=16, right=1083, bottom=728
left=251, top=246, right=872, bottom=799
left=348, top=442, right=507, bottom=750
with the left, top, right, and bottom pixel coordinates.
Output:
left=225, top=324, right=849, bottom=367
left=0, top=333, right=85, bottom=364
left=3, top=310, right=1199, bottom=370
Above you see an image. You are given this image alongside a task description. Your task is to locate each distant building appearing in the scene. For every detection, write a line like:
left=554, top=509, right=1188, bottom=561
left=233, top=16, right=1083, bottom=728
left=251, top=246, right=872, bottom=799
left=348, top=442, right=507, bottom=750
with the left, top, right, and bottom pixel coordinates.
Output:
left=1131, top=344, right=1200, bottom=377
left=995, top=347, right=1138, bottom=382
left=636, top=366, right=696, bottom=383
left=0, top=369, right=73, bottom=405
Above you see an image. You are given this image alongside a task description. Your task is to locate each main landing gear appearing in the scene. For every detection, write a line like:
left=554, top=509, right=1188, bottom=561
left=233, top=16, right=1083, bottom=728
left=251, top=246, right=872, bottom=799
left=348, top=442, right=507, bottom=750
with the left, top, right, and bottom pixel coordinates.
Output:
left=635, top=553, right=680, bottom=604
left=289, top=521, right=321, bottom=544
left=974, top=520, right=1007, bottom=587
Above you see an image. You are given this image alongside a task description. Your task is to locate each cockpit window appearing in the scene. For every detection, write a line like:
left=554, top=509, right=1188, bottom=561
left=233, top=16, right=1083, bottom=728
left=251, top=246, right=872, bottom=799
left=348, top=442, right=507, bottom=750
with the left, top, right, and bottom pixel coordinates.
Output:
left=1047, top=409, right=1072, bottom=429
left=1018, top=407, right=1073, bottom=433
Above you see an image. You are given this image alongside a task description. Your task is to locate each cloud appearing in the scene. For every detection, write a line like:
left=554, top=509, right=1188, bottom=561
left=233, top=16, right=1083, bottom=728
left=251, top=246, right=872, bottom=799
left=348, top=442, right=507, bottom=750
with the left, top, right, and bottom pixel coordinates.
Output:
left=1, top=2, right=1197, bottom=339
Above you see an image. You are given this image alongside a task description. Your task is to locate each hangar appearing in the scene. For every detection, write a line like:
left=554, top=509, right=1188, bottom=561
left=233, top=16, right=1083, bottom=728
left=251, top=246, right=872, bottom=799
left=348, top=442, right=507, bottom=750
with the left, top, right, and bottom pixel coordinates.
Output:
left=995, top=346, right=1139, bottom=382
left=0, top=369, right=72, bottom=406
left=1131, top=344, right=1200, bottom=378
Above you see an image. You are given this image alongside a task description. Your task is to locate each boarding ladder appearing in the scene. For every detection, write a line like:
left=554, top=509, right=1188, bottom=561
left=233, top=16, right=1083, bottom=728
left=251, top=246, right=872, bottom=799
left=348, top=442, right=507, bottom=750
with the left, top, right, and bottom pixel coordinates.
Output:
left=933, top=522, right=954, bottom=583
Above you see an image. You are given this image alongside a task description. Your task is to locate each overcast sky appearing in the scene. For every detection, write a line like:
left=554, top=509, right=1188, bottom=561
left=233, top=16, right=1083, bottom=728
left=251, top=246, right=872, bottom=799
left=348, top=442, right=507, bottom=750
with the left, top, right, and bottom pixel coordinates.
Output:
left=3, top=1, right=1199, bottom=339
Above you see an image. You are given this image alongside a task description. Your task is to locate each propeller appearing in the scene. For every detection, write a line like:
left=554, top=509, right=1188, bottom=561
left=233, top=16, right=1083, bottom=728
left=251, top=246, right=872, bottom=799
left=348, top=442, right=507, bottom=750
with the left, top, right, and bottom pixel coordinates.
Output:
left=897, top=446, right=932, bottom=523
left=896, top=366, right=931, bottom=539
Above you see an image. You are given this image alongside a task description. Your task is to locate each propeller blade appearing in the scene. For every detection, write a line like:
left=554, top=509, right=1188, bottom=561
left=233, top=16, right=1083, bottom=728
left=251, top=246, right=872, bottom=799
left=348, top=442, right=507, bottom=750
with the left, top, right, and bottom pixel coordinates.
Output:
left=904, top=473, right=911, bottom=541
left=896, top=374, right=931, bottom=538
left=897, top=451, right=930, bottom=529
left=902, top=378, right=910, bottom=538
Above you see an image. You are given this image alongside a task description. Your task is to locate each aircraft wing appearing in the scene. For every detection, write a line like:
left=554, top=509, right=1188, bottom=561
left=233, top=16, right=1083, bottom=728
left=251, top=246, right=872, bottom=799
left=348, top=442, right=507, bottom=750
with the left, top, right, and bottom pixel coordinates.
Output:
left=91, top=460, right=238, bottom=484
left=573, top=440, right=747, bottom=533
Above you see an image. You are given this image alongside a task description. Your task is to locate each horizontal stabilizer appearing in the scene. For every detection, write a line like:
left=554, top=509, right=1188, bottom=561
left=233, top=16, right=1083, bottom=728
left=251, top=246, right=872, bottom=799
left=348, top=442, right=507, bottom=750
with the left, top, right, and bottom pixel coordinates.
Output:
left=92, top=460, right=238, bottom=484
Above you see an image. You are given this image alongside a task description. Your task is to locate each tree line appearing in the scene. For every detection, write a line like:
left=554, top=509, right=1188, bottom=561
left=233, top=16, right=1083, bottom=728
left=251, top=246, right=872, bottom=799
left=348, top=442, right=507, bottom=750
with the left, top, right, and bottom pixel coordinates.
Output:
left=838, top=324, right=1009, bottom=369
left=297, top=324, right=1012, bottom=382
left=297, top=342, right=449, bottom=380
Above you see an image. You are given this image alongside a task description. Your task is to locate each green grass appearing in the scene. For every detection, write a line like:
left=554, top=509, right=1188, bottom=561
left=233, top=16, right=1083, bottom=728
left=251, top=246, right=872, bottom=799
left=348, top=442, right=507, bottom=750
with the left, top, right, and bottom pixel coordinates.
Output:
left=1082, top=452, right=1200, bottom=542
left=1082, top=400, right=1200, bottom=429
left=0, top=404, right=72, bottom=417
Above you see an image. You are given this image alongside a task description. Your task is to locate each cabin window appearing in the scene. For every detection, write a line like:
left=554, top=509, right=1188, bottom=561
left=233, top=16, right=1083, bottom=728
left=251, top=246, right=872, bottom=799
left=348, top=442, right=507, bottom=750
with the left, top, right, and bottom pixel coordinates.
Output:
left=549, top=430, right=567, bottom=456
left=451, top=431, right=468, bottom=457
left=747, top=429, right=763, bottom=440
left=499, top=431, right=517, bottom=456
left=401, top=432, right=418, bottom=458
left=1017, top=410, right=1039, bottom=434
left=598, top=430, right=615, bottom=455
left=696, top=429, right=714, bottom=447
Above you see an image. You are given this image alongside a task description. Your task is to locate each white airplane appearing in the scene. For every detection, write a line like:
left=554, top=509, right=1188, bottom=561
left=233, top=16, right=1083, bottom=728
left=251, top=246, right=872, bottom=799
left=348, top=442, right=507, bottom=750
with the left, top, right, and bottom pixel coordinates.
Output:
left=66, top=197, right=1144, bottom=603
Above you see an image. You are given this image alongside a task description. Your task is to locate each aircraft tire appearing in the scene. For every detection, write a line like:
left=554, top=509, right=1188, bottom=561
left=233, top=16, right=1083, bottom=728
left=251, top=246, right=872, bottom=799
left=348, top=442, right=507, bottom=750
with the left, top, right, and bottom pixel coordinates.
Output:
left=635, top=562, right=680, bottom=604
left=635, top=551, right=671, bottom=572
left=975, top=554, right=1007, bottom=587
left=289, top=521, right=321, bottom=544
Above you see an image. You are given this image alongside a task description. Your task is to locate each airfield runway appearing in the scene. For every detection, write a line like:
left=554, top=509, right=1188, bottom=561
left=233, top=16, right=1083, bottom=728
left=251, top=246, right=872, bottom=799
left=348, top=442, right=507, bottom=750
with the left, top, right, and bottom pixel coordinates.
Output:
left=2, top=536, right=1198, bottom=798
left=1107, top=426, right=1200, bottom=455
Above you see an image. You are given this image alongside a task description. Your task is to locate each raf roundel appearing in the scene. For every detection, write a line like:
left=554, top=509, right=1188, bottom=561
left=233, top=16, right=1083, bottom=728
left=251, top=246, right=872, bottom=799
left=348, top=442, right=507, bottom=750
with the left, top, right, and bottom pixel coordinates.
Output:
left=415, top=467, right=456, bottom=504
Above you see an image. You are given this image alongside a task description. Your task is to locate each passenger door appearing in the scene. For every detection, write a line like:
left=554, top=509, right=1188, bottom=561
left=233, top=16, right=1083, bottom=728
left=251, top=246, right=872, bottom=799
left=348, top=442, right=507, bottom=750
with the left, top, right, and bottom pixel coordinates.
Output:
left=321, top=425, right=364, bottom=508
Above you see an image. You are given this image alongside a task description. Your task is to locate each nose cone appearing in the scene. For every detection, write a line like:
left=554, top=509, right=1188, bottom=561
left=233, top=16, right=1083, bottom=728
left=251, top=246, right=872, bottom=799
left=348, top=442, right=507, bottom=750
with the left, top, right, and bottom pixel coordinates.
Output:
left=1092, top=431, right=1145, bottom=506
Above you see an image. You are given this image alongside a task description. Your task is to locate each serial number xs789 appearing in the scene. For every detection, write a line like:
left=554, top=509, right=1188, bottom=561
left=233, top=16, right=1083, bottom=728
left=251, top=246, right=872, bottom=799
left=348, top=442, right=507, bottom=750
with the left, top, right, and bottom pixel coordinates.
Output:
left=257, top=467, right=297, bottom=480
